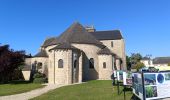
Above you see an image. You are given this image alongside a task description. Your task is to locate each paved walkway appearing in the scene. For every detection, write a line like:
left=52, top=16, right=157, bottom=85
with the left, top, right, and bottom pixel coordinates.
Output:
left=0, top=84, right=66, bottom=100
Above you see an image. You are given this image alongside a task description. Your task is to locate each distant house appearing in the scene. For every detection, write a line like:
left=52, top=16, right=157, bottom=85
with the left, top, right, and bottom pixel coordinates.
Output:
left=23, top=22, right=126, bottom=84
left=153, top=57, right=170, bottom=66
left=141, top=57, right=170, bottom=67
left=140, top=57, right=153, bottom=67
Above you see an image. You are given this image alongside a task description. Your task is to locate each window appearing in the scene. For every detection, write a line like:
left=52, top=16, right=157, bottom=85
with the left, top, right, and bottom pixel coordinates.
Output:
left=37, top=62, right=43, bottom=69
left=58, top=59, right=63, bottom=68
left=74, top=60, right=77, bottom=69
left=103, top=62, right=106, bottom=68
left=111, top=41, right=114, bottom=47
left=89, top=58, right=94, bottom=69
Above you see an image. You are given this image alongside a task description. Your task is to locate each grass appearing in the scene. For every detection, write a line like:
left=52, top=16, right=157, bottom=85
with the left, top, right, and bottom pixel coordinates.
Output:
left=0, top=81, right=45, bottom=96
left=31, top=80, right=133, bottom=100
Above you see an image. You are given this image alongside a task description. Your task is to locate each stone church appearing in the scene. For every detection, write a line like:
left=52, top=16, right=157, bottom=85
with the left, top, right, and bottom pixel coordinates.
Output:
left=23, top=22, right=126, bottom=84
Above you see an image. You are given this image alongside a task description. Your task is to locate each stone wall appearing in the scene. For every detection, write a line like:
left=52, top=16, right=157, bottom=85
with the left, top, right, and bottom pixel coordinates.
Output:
left=100, top=39, right=126, bottom=70
left=31, top=57, right=48, bottom=73
left=48, top=50, right=72, bottom=84
left=98, top=55, right=113, bottom=80
left=72, top=43, right=101, bottom=80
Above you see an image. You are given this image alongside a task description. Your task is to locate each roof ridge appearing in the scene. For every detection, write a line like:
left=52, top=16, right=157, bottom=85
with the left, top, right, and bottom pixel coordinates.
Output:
left=92, top=29, right=121, bottom=32
left=56, top=22, right=104, bottom=48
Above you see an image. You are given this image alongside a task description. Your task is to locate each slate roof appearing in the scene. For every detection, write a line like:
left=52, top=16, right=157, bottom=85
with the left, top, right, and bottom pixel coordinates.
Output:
left=98, top=47, right=115, bottom=55
left=56, top=22, right=105, bottom=48
left=41, top=22, right=123, bottom=48
left=34, top=50, right=48, bottom=57
left=90, top=30, right=123, bottom=40
left=49, top=42, right=79, bottom=51
left=42, top=37, right=58, bottom=47
left=141, top=57, right=150, bottom=60
left=153, top=57, right=170, bottom=64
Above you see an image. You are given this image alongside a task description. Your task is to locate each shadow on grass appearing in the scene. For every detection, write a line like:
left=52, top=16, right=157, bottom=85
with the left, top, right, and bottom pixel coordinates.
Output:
left=10, top=80, right=32, bottom=84
left=0, top=80, right=32, bottom=85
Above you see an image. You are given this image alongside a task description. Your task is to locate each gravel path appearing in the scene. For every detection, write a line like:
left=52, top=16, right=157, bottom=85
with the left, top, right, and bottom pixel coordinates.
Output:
left=0, top=84, right=66, bottom=100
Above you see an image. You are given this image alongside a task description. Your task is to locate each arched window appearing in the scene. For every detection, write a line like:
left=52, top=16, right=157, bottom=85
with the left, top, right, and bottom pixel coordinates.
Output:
left=111, top=41, right=114, bottom=47
left=103, top=62, right=106, bottom=68
left=89, top=58, right=94, bottom=69
left=58, top=59, right=63, bottom=68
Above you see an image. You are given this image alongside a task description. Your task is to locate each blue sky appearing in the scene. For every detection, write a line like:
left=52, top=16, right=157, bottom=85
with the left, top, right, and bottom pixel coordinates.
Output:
left=0, top=0, right=170, bottom=57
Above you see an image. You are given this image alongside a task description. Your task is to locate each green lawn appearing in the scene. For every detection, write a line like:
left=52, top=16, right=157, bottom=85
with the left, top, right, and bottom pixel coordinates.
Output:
left=31, top=80, right=133, bottom=100
left=0, top=81, right=45, bottom=96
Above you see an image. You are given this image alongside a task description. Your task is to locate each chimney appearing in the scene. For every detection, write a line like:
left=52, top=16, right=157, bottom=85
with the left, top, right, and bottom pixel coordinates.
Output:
left=85, top=25, right=96, bottom=32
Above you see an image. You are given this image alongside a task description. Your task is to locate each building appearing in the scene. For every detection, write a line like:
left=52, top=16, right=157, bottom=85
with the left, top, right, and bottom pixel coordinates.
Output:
left=141, top=57, right=170, bottom=67
left=140, top=57, right=153, bottom=67
left=23, top=22, right=126, bottom=84
left=153, top=57, right=170, bottom=66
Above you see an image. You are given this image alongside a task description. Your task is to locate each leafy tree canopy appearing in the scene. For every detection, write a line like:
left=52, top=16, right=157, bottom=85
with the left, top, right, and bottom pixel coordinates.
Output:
left=131, top=53, right=142, bottom=63
left=168, top=63, right=170, bottom=66
left=0, top=44, right=25, bottom=83
left=127, top=53, right=145, bottom=71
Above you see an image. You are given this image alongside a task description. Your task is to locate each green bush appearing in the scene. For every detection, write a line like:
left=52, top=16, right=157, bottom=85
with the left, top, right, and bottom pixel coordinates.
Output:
left=33, top=72, right=47, bottom=83
left=33, top=78, right=46, bottom=84
left=33, top=72, right=44, bottom=78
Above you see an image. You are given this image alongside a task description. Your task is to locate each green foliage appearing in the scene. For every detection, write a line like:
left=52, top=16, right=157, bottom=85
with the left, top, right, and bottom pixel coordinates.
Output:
left=0, top=44, right=25, bottom=83
left=11, top=69, right=24, bottom=80
left=33, top=72, right=47, bottom=83
left=168, top=63, right=170, bottom=66
left=33, top=78, right=47, bottom=84
left=131, top=53, right=142, bottom=62
left=135, top=62, right=145, bottom=71
left=129, top=53, right=144, bottom=71
left=33, top=72, right=44, bottom=78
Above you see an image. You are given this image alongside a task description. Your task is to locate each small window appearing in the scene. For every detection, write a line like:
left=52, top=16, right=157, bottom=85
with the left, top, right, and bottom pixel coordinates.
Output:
left=58, top=59, right=63, bottom=68
left=111, top=41, right=113, bottom=47
left=103, top=62, right=106, bottom=68
left=37, top=62, right=43, bottom=69
left=89, top=58, right=94, bottom=69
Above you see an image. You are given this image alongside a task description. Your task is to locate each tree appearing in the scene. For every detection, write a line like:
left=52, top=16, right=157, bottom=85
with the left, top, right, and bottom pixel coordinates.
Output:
left=131, top=53, right=142, bottom=63
left=126, top=56, right=131, bottom=70
left=127, top=53, right=145, bottom=71
left=135, top=62, right=145, bottom=71
left=130, top=53, right=142, bottom=69
left=0, top=44, right=25, bottom=83
left=168, top=63, right=170, bottom=66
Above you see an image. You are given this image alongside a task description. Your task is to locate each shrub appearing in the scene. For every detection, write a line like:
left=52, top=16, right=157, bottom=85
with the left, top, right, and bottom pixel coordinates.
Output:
left=33, top=72, right=44, bottom=78
left=33, top=72, right=47, bottom=83
left=33, top=78, right=46, bottom=84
